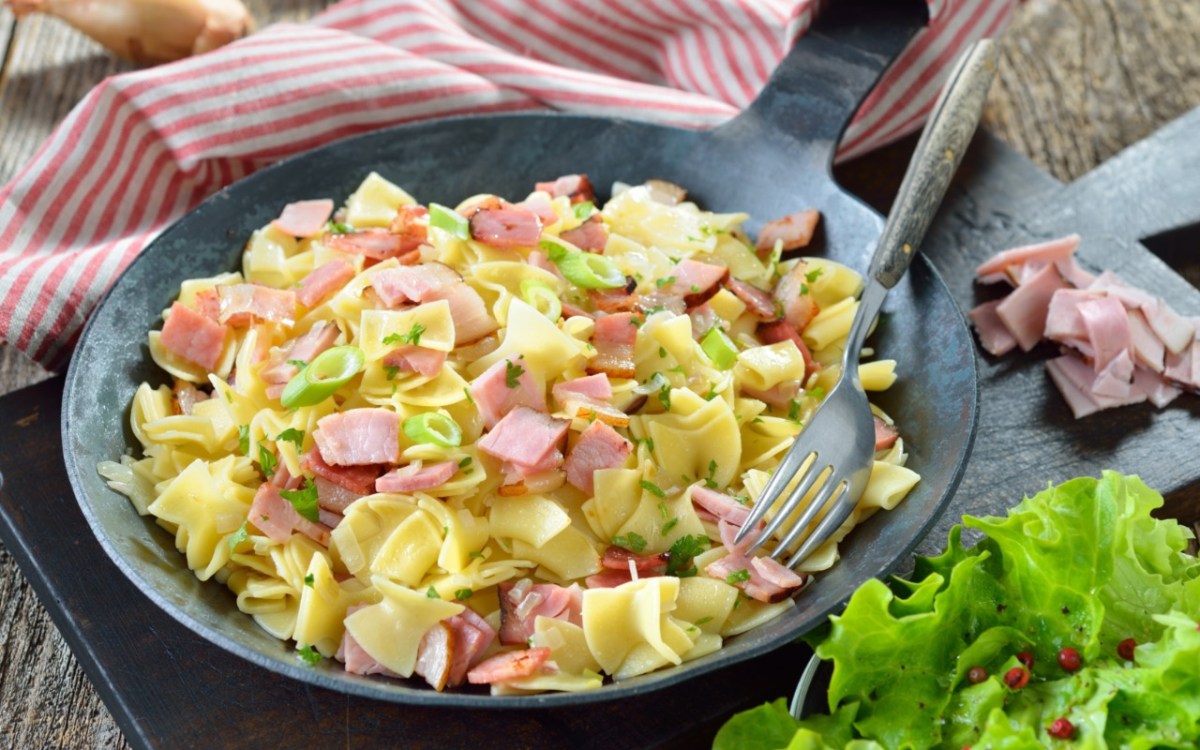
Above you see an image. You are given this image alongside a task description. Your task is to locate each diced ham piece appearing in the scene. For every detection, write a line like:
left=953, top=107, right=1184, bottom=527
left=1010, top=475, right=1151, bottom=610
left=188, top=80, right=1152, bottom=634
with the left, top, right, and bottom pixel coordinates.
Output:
left=1164, top=334, right=1200, bottom=391
left=216, top=284, right=296, bottom=327
left=561, top=301, right=594, bottom=319
left=995, top=263, right=1067, bottom=351
left=502, top=449, right=565, bottom=482
left=302, top=448, right=381, bottom=495
left=874, top=415, right=899, bottom=451
left=718, top=518, right=757, bottom=557
left=339, top=605, right=400, bottom=677
left=447, top=608, right=497, bottom=687
left=563, top=420, right=632, bottom=494
left=691, top=486, right=750, bottom=527
left=272, top=199, right=334, bottom=238
left=382, top=346, right=447, bottom=378
left=644, top=179, right=687, bottom=206
left=773, top=263, right=821, bottom=333
left=318, top=508, right=343, bottom=529
left=1077, top=296, right=1132, bottom=373
left=414, top=620, right=455, bottom=691
left=975, top=234, right=1081, bottom=284
left=968, top=300, right=1019, bottom=357
left=314, top=476, right=363, bottom=513
left=587, top=312, right=638, bottom=379
left=750, top=556, right=807, bottom=590
left=756, top=209, right=820, bottom=252
left=375, top=461, right=458, bottom=494
left=601, top=545, right=668, bottom=574
left=371, top=263, right=461, bottom=308
left=467, top=648, right=554, bottom=685
left=705, top=553, right=803, bottom=603
left=757, top=319, right=817, bottom=373
left=560, top=218, right=608, bottom=253
left=552, top=374, right=612, bottom=403
left=725, top=277, right=776, bottom=320
left=589, top=283, right=639, bottom=314
left=248, top=482, right=332, bottom=547
left=516, top=193, right=560, bottom=227
left=297, top=259, right=355, bottom=308
left=468, top=207, right=542, bottom=248
left=585, top=569, right=640, bottom=588
left=469, top=357, right=547, bottom=430
left=313, top=409, right=400, bottom=466
left=193, top=288, right=221, bottom=321
left=479, top=407, right=569, bottom=475
left=497, top=580, right=582, bottom=645
left=325, top=229, right=421, bottom=262
left=260, top=321, right=341, bottom=396
left=742, top=381, right=801, bottom=409
left=535, top=174, right=595, bottom=204
left=161, top=302, right=227, bottom=371
left=425, top=283, right=499, bottom=345
left=387, top=205, right=430, bottom=254
left=663, top=259, right=729, bottom=307
left=171, top=378, right=209, bottom=415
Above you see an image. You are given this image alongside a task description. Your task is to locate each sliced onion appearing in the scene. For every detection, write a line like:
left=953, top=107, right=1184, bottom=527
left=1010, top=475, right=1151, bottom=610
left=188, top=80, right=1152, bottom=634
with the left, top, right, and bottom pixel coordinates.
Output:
left=520, top=279, right=563, bottom=321
left=280, top=345, right=364, bottom=408
left=403, top=411, right=463, bottom=448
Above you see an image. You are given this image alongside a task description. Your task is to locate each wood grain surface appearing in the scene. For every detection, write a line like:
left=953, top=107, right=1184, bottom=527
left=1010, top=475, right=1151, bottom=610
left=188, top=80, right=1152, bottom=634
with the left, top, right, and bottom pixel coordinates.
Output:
left=1, top=1, right=1198, bottom=747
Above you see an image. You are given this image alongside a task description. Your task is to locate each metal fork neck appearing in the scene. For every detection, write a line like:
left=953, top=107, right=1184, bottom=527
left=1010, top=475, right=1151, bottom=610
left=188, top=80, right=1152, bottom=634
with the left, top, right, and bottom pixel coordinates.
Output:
left=840, top=279, right=888, bottom=377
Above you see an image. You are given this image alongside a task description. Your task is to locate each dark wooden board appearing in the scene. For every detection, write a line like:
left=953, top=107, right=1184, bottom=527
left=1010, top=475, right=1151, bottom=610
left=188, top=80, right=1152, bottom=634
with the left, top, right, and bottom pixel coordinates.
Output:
left=2, top=110, right=1198, bottom=747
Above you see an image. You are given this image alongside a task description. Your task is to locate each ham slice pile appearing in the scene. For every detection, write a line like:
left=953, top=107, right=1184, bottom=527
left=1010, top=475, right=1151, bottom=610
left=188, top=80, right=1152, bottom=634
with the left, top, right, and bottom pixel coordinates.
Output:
left=969, top=234, right=1199, bottom=417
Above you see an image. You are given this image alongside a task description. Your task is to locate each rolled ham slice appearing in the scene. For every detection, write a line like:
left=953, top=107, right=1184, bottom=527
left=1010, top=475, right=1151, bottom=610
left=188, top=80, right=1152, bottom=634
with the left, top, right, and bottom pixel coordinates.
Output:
left=272, top=199, right=334, bottom=238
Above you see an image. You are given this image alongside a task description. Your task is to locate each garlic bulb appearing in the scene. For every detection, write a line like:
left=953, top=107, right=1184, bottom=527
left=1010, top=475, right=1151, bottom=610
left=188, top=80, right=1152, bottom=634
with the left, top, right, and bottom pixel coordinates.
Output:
left=7, top=0, right=255, bottom=64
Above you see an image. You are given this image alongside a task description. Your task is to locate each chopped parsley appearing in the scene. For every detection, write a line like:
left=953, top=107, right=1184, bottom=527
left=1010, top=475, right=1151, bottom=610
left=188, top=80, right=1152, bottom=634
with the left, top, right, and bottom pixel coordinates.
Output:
left=454, top=588, right=474, bottom=601
left=237, top=425, right=250, bottom=456
left=630, top=316, right=643, bottom=328
left=612, top=531, right=648, bottom=554
left=658, top=502, right=670, bottom=520
left=804, top=267, right=824, bottom=284
left=463, top=387, right=475, bottom=406
left=665, top=534, right=709, bottom=577
left=704, top=383, right=719, bottom=401
left=640, top=480, right=666, bottom=498
left=276, top=428, right=305, bottom=448
left=325, top=220, right=354, bottom=235
left=257, top=442, right=277, bottom=477
left=787, top=398, right=802, bottom=422
left=426, top=586, right=440, bottom=599
left=297, top=645, right=322, bottom=665
left=690, top=284, right=701, bottom=293
left=807, top=386, right=826, bottom=400
left=280, top=482, right=320, bottom=523
left=800, top=283, right=810, bottom=295
left=658, top=380, right=671, bottom=411
left=383, top=322, right=425, bottom=347
left=734, top=495, right=751, bottom=506
left=635, top=436, right=655, bottom=452
left=458, top=456, right=473, bottom=468
left=668, top=365, right=686, bottom=375
left=383, top=365, right=401, bottom=381
left=704, top=459, right=719, bottom=489
left=662, top=518, right=679, bottom=534
left=726, top=568, right=752, bottom=584
left=505, top=359, right=525, bottom=388
left=287, top=359, right=308, bottom=368
left=469, top=550, right=485, bottom=559
left=656, top=276, right=676, bottom=289
left=694, top=616, right=713, bottom=626
left=658, top=346, right=667, bottom=358
left=303, top=573, right=314, bottom=588
left=228, top=521, right=249, bottom=550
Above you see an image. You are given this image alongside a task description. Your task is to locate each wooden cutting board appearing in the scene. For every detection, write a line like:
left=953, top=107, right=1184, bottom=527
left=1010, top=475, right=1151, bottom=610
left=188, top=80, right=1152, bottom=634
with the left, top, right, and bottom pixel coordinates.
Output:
left=1, top=110, right=1197, bottom=748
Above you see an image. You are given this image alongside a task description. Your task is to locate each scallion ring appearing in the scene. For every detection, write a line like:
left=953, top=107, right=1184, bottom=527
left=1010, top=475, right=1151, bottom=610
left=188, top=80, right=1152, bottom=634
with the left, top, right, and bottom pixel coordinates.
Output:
left=554, top=250, right=625, bottom=289
left=701, top=326, right=738, bottom=370
left=279, top=345, right=364, bottom=408
left=520, top=279, right=563, bottom=321
left=429, top=202, right=470, bottom=241
left=403, top=411, right=463, bottom=448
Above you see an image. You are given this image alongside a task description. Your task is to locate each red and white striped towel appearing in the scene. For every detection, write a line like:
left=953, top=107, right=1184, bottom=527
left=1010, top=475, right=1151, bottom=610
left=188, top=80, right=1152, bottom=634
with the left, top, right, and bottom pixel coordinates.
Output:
left=0, top=0, right=1013, bottom=371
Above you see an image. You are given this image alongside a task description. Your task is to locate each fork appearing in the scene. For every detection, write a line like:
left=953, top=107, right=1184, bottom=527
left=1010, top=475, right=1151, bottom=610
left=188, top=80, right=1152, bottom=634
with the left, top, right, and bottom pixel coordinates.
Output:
left=734, top=39, right=1000, bottom=568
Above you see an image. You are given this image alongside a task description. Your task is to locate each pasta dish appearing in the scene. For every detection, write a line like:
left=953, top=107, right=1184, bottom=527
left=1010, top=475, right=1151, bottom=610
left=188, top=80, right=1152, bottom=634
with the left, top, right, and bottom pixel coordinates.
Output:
left=99, top=172, right=918, bottom=694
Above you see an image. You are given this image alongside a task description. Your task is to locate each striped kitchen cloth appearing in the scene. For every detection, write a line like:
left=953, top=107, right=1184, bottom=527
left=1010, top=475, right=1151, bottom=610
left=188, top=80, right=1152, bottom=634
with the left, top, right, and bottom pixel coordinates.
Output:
left=0, top=0, right=1014, bottom=371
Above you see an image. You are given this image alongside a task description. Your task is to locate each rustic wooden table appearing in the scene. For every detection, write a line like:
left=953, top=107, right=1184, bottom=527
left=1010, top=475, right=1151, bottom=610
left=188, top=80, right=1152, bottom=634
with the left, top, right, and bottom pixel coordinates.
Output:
left=1, top=1, right=1198, bottom=747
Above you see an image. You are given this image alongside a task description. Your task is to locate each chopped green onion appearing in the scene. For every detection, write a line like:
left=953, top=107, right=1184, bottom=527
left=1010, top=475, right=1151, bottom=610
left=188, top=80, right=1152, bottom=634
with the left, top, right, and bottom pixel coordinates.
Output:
left=403, top=411, right=462, bottom=448
left=280, top=482, right=319, bottom=522
left=726, top=568, right=751, bottom=584
left=640, top=480, right=666, bottom=498
left=228, top=521, right=249, bottom=551
left=463, top=387, right=475, bottom=406
left=520, top=278, right=563, bottom=321
left=701, top=326, right=737, bottom=370
left=426, top=586, right=440, bottom=599
left=572, top=201, right=596, bottom=221
left=324, top=220, right=354, bottom=235
left=303, top=573, right=315, bottom=587
left=429, top=202, right=470, bottom=240
left=280, top=345, right=364, bottom=408
left=807, top=386, right=826, bottom=401
left=454, top=588, right=474, bottom=601
left=505, top=359, right=525, bottom=388
left=237, top=425, right=250, bottom=456
left=554, top=250, right=626, bottom=289
left=612, top=532, right=648, bottom=553
left=656, top=276, right=676, bottom=289
left=539, top=239, right=569, bottom=262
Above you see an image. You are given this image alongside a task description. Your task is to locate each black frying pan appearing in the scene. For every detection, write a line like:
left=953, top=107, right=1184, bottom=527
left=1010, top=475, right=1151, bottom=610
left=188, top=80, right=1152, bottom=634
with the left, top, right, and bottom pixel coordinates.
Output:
left=62, top=0, right=978, bottom=707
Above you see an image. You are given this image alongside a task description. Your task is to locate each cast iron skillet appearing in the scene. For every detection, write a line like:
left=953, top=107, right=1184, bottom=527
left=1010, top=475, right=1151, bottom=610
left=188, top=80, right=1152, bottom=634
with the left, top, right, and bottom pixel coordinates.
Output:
left=63, top=0, right=977, bottom=707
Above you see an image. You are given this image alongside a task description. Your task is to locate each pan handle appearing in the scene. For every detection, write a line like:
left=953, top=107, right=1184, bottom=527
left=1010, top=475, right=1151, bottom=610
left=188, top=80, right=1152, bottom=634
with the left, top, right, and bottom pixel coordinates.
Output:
left=718, top=0, right=927, bottom=149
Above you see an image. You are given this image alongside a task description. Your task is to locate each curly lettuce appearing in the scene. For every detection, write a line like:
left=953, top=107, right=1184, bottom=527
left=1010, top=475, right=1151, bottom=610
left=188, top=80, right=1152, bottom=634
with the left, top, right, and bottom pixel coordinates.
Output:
left=714, top=472, right=1200, bottom=749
